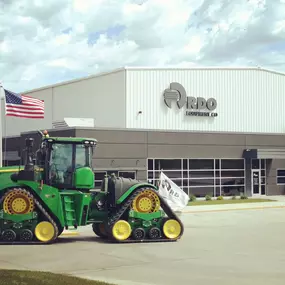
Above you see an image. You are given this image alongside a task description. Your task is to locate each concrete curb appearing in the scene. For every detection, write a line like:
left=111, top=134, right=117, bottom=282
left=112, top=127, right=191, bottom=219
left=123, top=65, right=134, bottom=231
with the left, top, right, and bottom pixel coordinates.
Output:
left=183, top=205, right=285, bottom=214
left=181, top=201, right=285, bottom=213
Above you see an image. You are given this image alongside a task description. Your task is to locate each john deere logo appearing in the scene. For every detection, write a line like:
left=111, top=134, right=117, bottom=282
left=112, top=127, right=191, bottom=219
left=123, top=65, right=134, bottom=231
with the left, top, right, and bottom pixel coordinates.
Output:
left=163, top=82, right=218, bottom=117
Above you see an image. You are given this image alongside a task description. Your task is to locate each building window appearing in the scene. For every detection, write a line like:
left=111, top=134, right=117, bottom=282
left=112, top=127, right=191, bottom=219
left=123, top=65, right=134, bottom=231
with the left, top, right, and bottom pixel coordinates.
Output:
left=147, top=158, right=187, bottom=195
left=189, top=159, right=214, bottom=170
left=94, top=170, right=118, bottom=188
left=118, top=171, right=136, bottom=180
left=147, top=158, right=246, bottom=198
left=188, top=159, right=215, bottom=197
left=94, top=171, right=107, bottom=188
left=218, top=159, right=245, bottom=197
left=158, top=159, right=182, bottom=170
left=277, top=169, right=285, bottom=185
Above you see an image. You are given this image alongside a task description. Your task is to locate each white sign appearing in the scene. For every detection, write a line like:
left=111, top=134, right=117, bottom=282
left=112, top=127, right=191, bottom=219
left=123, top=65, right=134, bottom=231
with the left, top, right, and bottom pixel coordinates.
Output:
left=157, top=171, right=189, bottom=212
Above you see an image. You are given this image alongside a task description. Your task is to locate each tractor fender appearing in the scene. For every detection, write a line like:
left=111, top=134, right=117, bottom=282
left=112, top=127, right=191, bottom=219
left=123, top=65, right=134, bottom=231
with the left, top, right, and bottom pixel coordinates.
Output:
left=0, top=182, right=27, bottom=193
left=116, top=182, right=158, bottom=205
left=0, top=167, right=25, bottom=194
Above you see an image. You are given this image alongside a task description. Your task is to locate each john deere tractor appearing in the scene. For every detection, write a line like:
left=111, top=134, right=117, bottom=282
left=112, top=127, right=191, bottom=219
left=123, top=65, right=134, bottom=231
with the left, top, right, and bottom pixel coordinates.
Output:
left=0, top=131, right=184, bottom=244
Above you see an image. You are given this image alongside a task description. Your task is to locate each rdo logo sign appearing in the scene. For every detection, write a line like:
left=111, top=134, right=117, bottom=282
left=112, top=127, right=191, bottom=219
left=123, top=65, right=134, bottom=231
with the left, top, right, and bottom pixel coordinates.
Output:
left=163, top=82, right=218, bottom=117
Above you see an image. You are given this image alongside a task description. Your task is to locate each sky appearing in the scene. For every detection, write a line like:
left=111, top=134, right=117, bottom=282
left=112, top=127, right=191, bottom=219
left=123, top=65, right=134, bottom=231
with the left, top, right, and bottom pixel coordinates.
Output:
left=1, top=0, right=285, bottom=92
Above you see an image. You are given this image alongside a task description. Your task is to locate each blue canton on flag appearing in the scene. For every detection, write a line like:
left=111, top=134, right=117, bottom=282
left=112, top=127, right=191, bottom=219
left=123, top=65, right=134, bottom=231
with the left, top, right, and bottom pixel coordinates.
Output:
left=4, top=90, right=22, bottom=105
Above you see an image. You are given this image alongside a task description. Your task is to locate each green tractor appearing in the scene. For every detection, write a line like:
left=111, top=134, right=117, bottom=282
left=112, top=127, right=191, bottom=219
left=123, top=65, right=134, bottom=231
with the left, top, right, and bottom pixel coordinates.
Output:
left=0, top=131, right=184, bottom=244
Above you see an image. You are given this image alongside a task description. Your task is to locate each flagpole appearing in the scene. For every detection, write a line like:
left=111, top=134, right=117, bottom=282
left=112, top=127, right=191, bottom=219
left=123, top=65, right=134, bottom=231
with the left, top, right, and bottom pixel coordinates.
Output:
left=0, top=99, right=2, bottom=168
left=0, top=83, right=4, bottom=167
left=3, top=103, right=6, bottom=167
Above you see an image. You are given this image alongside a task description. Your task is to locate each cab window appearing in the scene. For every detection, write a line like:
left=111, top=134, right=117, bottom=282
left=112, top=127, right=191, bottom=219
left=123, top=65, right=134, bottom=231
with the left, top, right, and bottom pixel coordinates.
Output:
left=75, top=145, right=86, bottom=168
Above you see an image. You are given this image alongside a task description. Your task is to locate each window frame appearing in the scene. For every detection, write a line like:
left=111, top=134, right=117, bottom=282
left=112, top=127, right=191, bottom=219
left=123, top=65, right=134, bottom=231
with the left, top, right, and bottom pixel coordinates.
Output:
left=146, top=158, right=246, bottom=197
left=94, top=171, right=107, bottom=188
left=276, top=168, right=285, bottom=185
left=118, top=171, right=137, bottom=180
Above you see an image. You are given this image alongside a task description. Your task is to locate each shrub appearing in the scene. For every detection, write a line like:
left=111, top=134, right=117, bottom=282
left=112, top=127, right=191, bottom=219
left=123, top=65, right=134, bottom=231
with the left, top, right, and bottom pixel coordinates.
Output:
left=217, top=195, right=224, bottom=200
left=189, top=194, right=196, bottom=202
left=205, top=194, right=212, bottom=201
left=232, top=195, right=237, bottom=200
left=240, top=194, right=248, bottom=199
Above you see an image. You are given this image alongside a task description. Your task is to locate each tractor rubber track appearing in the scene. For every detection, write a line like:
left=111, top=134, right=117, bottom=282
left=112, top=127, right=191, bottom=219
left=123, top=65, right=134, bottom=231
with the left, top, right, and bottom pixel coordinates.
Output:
left=106, top=187, right=184, bottom=243
left=0, top=188, right=59, bottom=245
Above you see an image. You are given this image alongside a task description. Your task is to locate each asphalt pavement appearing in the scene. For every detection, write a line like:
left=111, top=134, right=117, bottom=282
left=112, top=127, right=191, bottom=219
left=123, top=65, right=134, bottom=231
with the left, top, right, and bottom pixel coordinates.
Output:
left=1, top=200, right=285, bottom=285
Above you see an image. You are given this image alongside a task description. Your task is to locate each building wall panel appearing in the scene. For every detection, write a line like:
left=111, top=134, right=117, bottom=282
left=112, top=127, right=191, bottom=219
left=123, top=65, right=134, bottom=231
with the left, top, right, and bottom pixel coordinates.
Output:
left=95, top=143, right=147, bottom=159
left=76, top=129, right=147, bottom=144
left=246, top=135, right=285, bottom=147
left=93, top=158, right=146, bottom=171
left=3, top=69, right=126, bottom=137
left=147, top=144, right=244, bottom=159
left=53, top=70, right=126, bottom=129
left=126, top=68, right=285, bottom=133
left=147, top=131, right=246, bottom=146
left=76, top=129, right=148, bottom=173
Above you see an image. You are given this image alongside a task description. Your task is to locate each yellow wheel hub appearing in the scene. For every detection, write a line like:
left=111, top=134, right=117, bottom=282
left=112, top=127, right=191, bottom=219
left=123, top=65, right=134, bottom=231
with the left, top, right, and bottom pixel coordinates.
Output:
left=35, top=221, right=55, bottom=242
left=163, top=219, right=181, bottom=239
left=3, top=189, right=34, bottom=215
left=112, top=220, right=132, bottom=241
left=132, top=189, right=160, bottom=213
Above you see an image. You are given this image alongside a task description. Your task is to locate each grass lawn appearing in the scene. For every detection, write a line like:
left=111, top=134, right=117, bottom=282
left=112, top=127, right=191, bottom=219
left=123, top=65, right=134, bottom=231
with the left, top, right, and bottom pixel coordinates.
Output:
left=188, top=198, right=275, bottom=206
left=0, top=269, right=115, bottom=285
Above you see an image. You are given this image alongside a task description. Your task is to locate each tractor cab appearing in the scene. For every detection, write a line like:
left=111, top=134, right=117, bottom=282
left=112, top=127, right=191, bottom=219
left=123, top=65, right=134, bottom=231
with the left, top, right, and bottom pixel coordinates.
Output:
left=11, top=131, right=97, bottom=191
left=37, top=132, right=97, bottom=190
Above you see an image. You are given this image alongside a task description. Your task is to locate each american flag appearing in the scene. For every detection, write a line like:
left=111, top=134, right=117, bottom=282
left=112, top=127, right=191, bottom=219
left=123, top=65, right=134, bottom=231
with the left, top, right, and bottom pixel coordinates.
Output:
left=4, top=89, right=44, bottom=119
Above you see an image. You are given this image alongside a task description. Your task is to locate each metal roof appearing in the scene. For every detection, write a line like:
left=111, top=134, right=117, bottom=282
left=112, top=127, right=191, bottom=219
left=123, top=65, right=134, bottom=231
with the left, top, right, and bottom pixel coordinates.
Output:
left=21, top=66, right=285, bottom=94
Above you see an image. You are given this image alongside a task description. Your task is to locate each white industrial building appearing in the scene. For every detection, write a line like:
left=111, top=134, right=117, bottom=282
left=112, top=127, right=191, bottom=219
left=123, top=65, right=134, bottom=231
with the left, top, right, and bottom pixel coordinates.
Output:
left=3, top=66, right=285, bottom=136
left=3, top=66, right=285, bottom=198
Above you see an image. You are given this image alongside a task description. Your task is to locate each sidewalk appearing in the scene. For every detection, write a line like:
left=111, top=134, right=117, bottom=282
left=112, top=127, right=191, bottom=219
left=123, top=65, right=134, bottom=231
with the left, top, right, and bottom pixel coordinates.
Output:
left=181, top=196, right=285, bottom=213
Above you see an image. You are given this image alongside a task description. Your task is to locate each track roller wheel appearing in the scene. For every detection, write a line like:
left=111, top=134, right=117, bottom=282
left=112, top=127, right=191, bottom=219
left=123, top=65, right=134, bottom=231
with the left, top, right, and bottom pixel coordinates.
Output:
left=1, top=229, right=17, bottom=242
left=92, top=222, right=108, bottom=238
left=148, top=227, right=161, bottom=239
left=163, top=219, right=182, bottom=240
left=111, top=220, right=132, bottom=241
left=34, top=221, right=56, bottom=242
left=19, top=229, right=34, bottom=242
left=132, top=227, right=146, bottom=240
left=3, top=188, right=35, bottom=215
left=132, top=189, right=161, bottom=213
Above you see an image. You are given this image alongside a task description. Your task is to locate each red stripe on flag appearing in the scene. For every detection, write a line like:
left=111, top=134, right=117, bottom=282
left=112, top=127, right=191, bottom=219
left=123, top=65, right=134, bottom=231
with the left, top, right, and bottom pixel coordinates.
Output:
left=6, top=113, right=44, bottom=119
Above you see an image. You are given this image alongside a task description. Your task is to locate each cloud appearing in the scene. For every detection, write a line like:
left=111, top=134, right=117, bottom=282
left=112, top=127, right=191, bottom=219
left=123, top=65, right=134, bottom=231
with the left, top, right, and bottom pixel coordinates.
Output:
left=1, top=0, right=285, bottom=92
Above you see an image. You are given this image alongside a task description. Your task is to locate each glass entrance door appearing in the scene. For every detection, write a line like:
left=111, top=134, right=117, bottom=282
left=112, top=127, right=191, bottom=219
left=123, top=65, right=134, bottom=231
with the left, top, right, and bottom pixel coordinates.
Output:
left=251, top=169, right=261, bottom=196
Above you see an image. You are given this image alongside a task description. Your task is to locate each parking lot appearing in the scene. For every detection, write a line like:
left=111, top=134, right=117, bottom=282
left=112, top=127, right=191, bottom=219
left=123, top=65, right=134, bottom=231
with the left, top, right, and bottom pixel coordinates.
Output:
left=1, top=207, right=285, bottom=285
